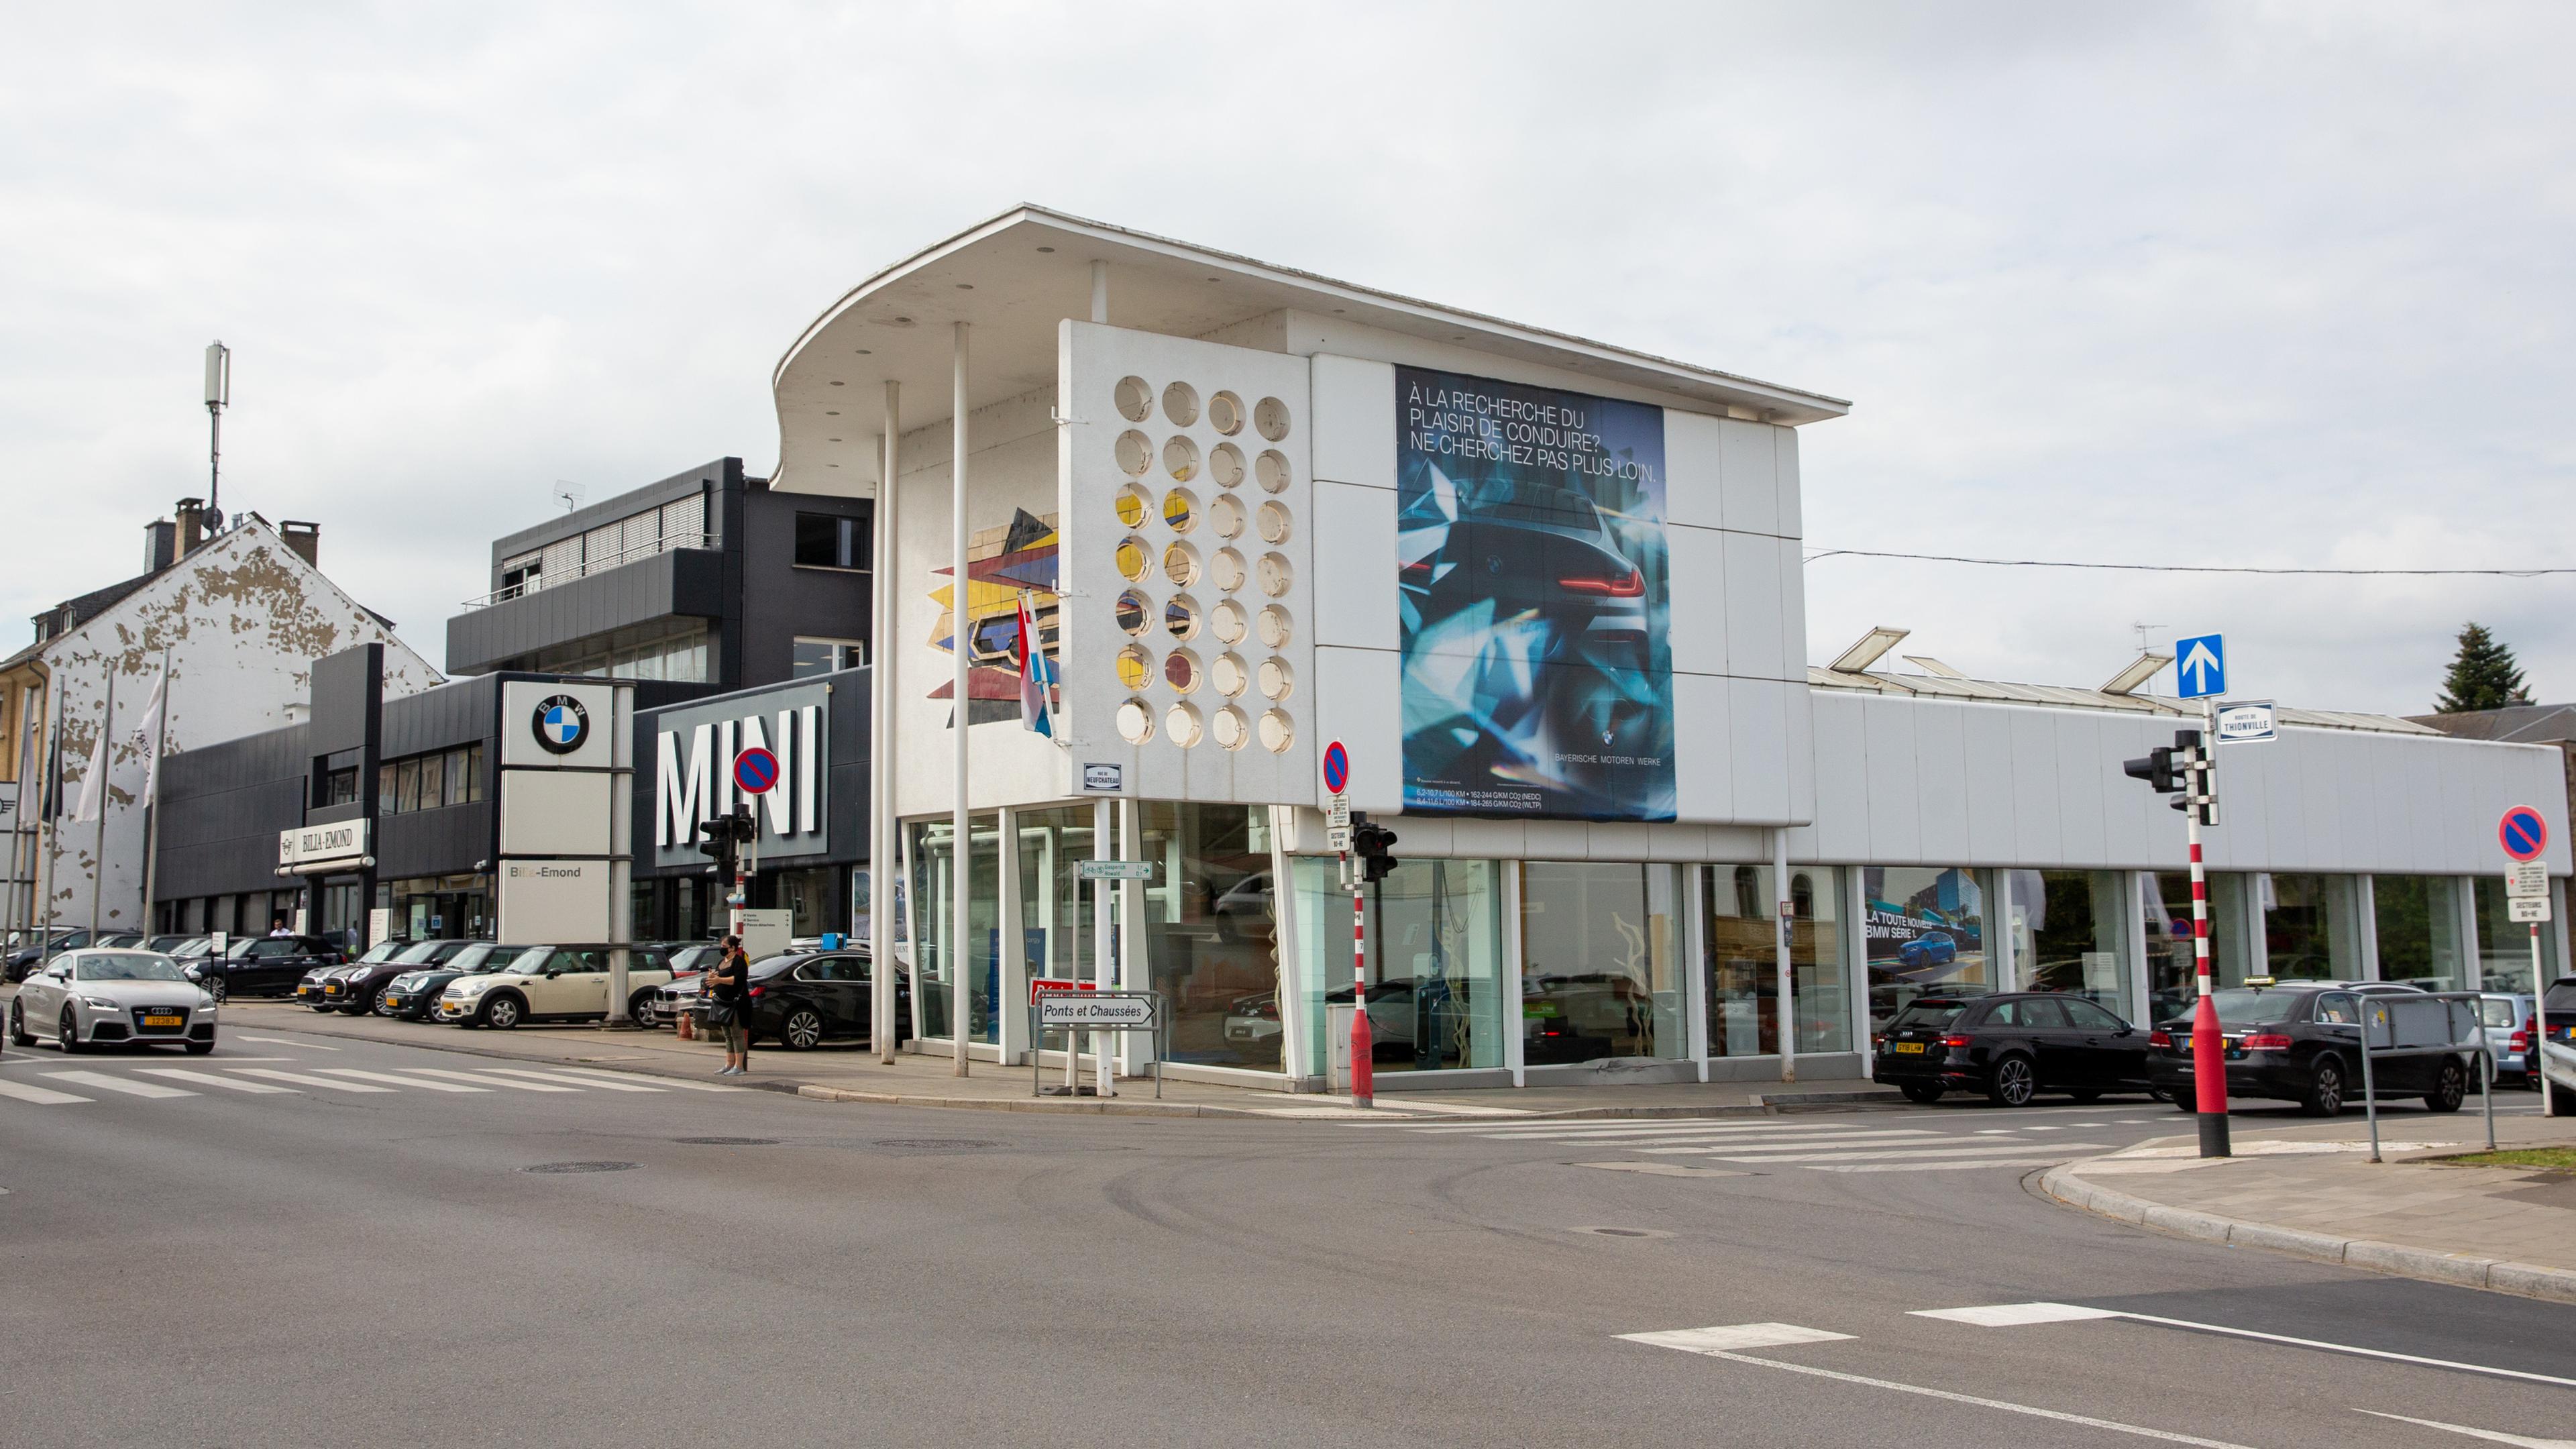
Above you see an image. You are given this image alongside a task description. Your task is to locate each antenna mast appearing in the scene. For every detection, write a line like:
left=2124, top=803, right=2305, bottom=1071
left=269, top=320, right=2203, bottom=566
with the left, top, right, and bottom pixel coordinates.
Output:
left=203, top=341, right=231, bottom=531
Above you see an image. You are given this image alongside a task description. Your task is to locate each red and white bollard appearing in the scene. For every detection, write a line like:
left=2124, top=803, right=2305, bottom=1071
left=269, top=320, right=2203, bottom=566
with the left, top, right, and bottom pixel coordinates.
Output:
left=2186, top=835, right=2231, bottom=1157
left=1350, top=877, right=1373, bottom=1109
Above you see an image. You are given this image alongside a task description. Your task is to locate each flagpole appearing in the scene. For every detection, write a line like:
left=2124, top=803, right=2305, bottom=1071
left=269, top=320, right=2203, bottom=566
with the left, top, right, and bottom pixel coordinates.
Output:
left=34, top=674, right=62, bottom=942
left=89, top=668, right=116, bottom=936
left=140, top=651, right=170, bottom=932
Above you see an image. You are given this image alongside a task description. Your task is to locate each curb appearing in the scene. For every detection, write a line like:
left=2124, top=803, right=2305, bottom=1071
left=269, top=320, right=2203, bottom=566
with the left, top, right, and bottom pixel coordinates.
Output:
left=210, top=1010, right=1907, bottom=1120
left=2039, top=1163, right=2576, bottom=1305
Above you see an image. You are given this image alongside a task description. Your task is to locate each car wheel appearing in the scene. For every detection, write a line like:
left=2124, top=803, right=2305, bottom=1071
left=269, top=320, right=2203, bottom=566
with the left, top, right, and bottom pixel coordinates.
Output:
left=205, top=976, right=227, bottom=1004
left=782, top=1008, right=824, bottom=1051
left=57, top=1006, right=85, bottom=1055
left=348, top=987, right=383, bottom=1016
left=629, top=990, right=658, bottom=1028
left=186, top=1036, right=215, bottom=1055
left=8, top=1000, right=32, bottom=1046
left=2303, top=1055, right=2346, bottom=1117
left=2424, top=1058, right=2469, bottom=1114
left=1986, top=1053, right=2036, bottom=1108
left=1899, top=1083, right=1943, bottom=1104
left=480, top=994, right=523, bottom=1030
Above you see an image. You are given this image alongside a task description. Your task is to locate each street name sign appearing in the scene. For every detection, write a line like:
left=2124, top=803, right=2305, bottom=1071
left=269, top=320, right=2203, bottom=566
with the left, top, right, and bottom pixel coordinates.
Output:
left=2213, top=700, right=2277, bottom=744
left=2176, top=634, right=2226, bottom=699
left=2510, top=895, right=2554, bottom=924
left=1077, top=859, right=1155, bottom=881
left=1036, top=991, right=1160, bottom=1029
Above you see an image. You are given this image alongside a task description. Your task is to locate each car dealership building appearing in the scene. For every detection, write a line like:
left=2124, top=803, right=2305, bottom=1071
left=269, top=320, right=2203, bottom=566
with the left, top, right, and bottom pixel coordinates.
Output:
left=769, top=206, right=2569, bottom=1094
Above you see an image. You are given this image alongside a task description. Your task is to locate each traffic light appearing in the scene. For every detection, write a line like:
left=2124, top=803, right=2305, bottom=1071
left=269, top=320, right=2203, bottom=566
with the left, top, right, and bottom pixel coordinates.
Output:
left=2123, top=745, right=2182, bottom=794
left=1352, top=818, right=1400, bottom=883
left=696, top=808, right=753, bottom=875
left=2125, top=729, right=2216, bottom=825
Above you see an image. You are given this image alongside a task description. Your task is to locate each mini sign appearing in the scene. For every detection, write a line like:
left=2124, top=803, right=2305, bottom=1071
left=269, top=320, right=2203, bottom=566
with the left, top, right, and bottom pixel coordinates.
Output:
left=2510, top=895, right=2553, bottom=924
left=1036, top=991, right=1160, bottom=1029
left=2213, top=700, right=2277, bottom=744
left=2508, top=863, right=2550, bottom=898
left=1077, top=859, right=1155, bottom=881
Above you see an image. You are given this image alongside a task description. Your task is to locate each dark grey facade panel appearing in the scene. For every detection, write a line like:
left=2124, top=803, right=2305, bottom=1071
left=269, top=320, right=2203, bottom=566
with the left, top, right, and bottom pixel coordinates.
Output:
left=739, top=487, right=873, bottom=688
left=443, top=547, right=727, bottom=676
left=381, top=675, right=500, bottom=760
left=156, top=724, right=309, bottom=900
left=309, top=643, right=380, bottom=760
left=378, top=802, right=494, bottom=881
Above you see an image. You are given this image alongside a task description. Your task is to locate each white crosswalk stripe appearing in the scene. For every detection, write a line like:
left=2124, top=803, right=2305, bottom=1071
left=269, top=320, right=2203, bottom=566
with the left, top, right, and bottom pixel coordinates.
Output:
left=536, top=1065, right=742, bottom=1093
left=396, top=1067, right=580, bottom=1093
left=229, top=1068, right=396, bottom=1093
left=315, top=1068, right=489, bottom=1093
left=135, top=1068, right=299, bottom=1094
left=473, top=1067, right=663, bottom=1092
left=0, top=1076, right=93, bottom=1104
left=1379, top=1114, right=2114, bottom=1175
left=44, top=1071, right=196, bottom=1099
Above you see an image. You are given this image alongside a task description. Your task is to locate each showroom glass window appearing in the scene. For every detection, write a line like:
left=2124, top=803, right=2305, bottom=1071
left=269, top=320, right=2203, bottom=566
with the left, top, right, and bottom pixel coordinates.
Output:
left=1521, top=862, right=1687, bottom=1063
left=793, top=512, right=869, bottom=571
left=2261, top=873, right=2362, bottom=981
left=1703, top=865, right=1849, bottom=1057
left=1016, top=806, right=1102, bottom=987
left=1136, top=803, right=1279, bottom=1072
left=908, top=815, right=1001, bottom=1044
left=2005, top=869, right=2135, bottom=1019
left=2473, top=875, right=2564, bottom=994
left=2371, top=875, right=2465, bottom=990
left=1295, top=856, right=1505, bottom=1075
left=792, top=637, right=866, bottom=678
left=2141, top=871, right=2252, bottom=1018
left=1862, top=866, right=1987, bottom=1037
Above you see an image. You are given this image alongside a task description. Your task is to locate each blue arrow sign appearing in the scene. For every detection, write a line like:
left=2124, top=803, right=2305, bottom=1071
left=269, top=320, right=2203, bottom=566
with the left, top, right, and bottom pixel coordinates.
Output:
left=2176, top=633, right=2226, bottom=700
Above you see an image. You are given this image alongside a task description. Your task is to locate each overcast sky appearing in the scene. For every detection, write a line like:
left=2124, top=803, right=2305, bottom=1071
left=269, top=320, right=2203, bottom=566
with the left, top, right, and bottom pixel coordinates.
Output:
left=7, top=1, right=2570, bottom=714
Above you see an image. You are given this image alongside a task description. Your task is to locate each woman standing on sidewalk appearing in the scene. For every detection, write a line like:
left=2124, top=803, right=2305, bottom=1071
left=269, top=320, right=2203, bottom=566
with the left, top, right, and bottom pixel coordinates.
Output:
left=708, top=935, right=751, bottom=1077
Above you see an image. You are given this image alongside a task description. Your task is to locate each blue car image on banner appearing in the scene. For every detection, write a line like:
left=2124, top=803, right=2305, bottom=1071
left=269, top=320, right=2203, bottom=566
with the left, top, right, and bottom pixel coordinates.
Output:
left=1395, top=366, right=1674, bottom=820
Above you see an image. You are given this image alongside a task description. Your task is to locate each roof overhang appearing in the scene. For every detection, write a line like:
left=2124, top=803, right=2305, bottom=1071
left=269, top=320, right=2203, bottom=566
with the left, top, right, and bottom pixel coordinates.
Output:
left=769, top=205, right=1851, bottom=495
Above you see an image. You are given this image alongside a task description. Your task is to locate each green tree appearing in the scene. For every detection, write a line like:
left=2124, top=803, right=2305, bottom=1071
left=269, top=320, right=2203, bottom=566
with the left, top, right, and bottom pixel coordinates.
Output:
left=2433, top=622, right=2532, bottom=712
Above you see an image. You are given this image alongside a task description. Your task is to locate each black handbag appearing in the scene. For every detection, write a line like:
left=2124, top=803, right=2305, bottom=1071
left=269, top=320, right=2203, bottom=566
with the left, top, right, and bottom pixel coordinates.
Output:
left=704, top=998, right=736, bottom=1026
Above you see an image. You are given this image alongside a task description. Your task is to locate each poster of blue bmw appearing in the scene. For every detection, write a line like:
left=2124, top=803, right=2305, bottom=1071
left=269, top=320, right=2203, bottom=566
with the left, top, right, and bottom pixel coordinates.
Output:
left=1395, top=366, right=1675, bottom=820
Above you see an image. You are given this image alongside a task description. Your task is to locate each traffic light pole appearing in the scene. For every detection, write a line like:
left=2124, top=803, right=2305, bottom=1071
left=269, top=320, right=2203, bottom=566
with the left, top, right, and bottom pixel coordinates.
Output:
left=2187, top=704, right=2230, bottom=1157
left=1348, top=854, right=1372, bottom=1110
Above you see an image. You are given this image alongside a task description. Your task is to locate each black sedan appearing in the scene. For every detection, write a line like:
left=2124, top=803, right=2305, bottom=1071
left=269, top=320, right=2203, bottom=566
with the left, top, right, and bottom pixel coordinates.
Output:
left=741, top=951, right=907, bottom=1051
left=1872, top=991, right=2150, bottom=1106
left=2145, top=982, right=2470, bottom=1116
left=331, top=939, right=468, bottom=1014
left=186, top=934, right=347, bottom=1002
left=376, top=942, right=525, bottom=1020
left=5, top=929, right=91, bottom=983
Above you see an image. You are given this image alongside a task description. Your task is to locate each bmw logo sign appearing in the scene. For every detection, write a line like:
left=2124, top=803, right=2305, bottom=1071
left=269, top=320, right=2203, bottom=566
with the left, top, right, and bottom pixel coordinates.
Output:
left=532, top=694, right=590, bottom=755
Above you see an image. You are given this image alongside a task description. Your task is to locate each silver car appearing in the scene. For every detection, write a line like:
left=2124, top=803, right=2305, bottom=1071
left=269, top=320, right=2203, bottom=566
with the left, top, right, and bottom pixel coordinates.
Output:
left=9, top=949, right=218, bottom=1054
left=2475, top=992, right=2536, bottom=1085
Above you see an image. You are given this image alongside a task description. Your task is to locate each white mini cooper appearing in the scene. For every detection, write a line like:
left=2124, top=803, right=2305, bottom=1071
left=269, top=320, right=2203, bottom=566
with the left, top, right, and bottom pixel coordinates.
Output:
left=434, top=944, right=674, bottom=1029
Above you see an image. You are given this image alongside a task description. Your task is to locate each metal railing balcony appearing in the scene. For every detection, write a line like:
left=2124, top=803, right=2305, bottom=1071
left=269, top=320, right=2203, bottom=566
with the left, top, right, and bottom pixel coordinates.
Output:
left=460, top=532, right=714, bottom=610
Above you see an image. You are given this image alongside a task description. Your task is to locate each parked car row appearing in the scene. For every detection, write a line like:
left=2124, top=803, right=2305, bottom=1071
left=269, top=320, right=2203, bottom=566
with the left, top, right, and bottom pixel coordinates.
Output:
left=1873, top=979, right=2538, bottom=1114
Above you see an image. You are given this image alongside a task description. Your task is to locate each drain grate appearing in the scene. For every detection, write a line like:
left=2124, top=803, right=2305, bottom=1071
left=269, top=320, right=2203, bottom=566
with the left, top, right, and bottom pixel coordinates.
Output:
left=873, top=1138, right=999, bottom=1150
left=672, top=1136, right=779, bottom=1146
left=522, top=1161, right=639, bottom=1175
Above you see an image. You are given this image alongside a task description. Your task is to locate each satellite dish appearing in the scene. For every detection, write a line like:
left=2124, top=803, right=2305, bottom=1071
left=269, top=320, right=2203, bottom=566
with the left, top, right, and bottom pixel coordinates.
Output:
left=552, top=481, right=584, bottom=515
left=203, top=505, right=225, bottom=532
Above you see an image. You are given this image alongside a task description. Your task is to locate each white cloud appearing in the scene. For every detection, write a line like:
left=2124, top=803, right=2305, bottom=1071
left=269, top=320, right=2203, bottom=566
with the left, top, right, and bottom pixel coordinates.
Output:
left=3, top=0, right=2569, bottom=713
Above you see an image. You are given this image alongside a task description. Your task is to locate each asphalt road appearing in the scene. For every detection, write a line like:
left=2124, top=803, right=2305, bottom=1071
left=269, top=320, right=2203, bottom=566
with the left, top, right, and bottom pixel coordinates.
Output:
left=1, top=1019, right=2569, bottom=1448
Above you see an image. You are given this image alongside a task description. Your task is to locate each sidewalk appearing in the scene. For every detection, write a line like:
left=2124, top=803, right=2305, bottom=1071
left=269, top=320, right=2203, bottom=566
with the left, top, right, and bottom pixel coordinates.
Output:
left=2043, top=1106, right=2576, bottom=1304
left=215, top=1000, right=1897, bottom=1120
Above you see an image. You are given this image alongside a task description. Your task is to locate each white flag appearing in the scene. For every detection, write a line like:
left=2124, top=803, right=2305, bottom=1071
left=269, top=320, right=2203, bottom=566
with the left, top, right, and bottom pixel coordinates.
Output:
left=127, top=663, right=168, bottom=800
left=68, top=707, right=110, bottom=824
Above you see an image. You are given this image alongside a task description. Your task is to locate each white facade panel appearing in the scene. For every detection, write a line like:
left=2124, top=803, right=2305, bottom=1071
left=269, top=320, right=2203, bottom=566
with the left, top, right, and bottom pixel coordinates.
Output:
left=1309, top=354, right=1397, bottom=490
left=1665, top=525, right=1729, bottom=677
left=2051, top=713, right=2109, bottom=865
left=1313, top=643, right=1401, bottom=813
left=1671, top=672, right=1733, bottom=822
left=1726, top=679, right=1792, bottom=824
left=1962, top=704, right=2019, bottom=861
left=2007, top=710, right=2065, bottom=864
left=1664, top=409, right=1728, bottom=531
left=1782, top=678, right=1817, bottom=823
left=1806, top=692, right=1870, bottom=863
left=1720, top=531, right=1786, bottom=682
left=1860, top=696, right=1922, bottom=861
left=1910, top=703, right=1971, bottom=863
left=1311, top=480, right=1399, bottom=651
left=498, top=769, right=612, bottom=857
left=1715, top=419, right=1779, bottom=537
left=1774, top=427, right=1803, bottom=540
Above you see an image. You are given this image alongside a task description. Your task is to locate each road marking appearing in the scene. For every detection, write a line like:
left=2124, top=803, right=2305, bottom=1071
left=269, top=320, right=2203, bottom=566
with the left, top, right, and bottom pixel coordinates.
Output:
left=43, top=1071, right=195, bottom=1099
left=1640, top=1132, right=1946, bottom=1154
left=1807, top=1157, right=2078, bottom=1173
left=1621, top=1328, right=2257, bottom=1447
left=231, top=1068, right=392, bottom=1093
left=1921, top=1303, right=2576, bottom=1390
left=1913, top=1303, right=2123, bottom=1327
left=2357, top=1410, right=2575, bottom=1447
left=474, top=1067, right=662, bottom=1092
left=315, top=1068, right=488, bottom=1093
left=394, top=1067, right=580, bottom=1093
left=536, top=1066, right=741, bottom=1093
left=1620, top=1322, right=1854, bottom=1352
left=0, top=1077, right=91, bottom=1104
left=232, top=1036, right=339, bottom=1049
left=1499, top=1124, right=1929, bottom=1144
left=133, top=1069, right=299, bottom=1094
left=1572, top=1161, right=1751, bottom=1179
left=1691, top=1142, right=2107, bottom=1165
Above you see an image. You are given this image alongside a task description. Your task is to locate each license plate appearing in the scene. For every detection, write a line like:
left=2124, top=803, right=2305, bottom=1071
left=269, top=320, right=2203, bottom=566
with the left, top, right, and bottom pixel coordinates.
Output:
left=1887, top=1041, right=1925, bottom=1054
left=384, top=996, right=404, bottom=1008
left=142, top=1014, right=184, bottom=1028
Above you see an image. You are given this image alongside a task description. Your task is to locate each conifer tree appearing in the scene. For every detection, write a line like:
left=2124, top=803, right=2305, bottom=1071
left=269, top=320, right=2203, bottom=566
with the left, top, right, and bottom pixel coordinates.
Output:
left=2433, top=622, right=2532, bottom=712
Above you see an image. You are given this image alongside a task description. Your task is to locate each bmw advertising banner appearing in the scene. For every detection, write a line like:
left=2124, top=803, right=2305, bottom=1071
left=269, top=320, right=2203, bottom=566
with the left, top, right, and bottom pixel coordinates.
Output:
left=1395, top=366, right=1674, bottom=820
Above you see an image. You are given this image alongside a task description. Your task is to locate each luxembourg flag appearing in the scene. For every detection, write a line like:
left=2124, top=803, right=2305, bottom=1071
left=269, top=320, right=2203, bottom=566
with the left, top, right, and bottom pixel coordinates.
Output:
left=1016, top=593, right=1057, bottom=739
